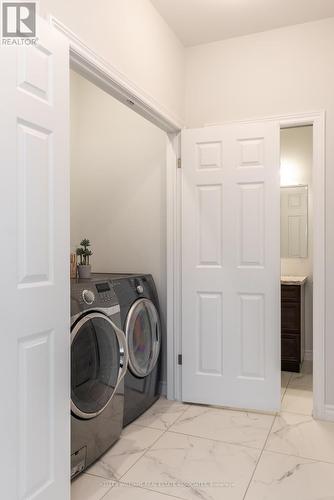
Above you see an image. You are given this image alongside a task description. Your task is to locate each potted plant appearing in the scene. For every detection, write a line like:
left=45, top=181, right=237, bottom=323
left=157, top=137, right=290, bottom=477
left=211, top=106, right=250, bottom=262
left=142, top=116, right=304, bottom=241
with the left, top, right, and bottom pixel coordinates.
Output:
left=76, top=238, right=93, bottom=279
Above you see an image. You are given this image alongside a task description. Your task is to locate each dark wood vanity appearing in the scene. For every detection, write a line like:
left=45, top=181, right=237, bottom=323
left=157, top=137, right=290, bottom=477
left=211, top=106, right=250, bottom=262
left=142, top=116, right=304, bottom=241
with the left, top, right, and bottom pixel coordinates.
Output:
left=281, top=276, right=307, bottom=372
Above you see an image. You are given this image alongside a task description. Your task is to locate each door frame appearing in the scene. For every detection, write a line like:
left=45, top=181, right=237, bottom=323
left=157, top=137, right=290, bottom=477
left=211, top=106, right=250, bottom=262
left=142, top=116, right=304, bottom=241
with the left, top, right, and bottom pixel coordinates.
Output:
left=48, top=16, right=182, bottom=401
left=279, top=112, right=325, bottom=420
left=49, top=17, right=182, bottom=134
left=49, top=17, right=327, bottom=419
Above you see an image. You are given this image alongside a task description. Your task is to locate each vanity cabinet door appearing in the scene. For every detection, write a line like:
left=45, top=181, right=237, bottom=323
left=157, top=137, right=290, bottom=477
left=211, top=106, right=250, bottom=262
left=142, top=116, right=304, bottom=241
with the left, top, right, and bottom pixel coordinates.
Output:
left=281, top=285, right=300, bottom=303
left=281, top=284, right=302, bottom=372
left=281, top=302, right=301, bottom=333
left=281, top=333, right=300, bottom=371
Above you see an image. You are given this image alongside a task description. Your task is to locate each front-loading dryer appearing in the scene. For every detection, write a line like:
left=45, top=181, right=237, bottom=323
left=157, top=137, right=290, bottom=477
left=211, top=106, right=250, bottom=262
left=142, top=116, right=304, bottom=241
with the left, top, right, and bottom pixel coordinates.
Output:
left=70, top=277, right=128, bottom=478
left=93, top=273, right=162, bottom=427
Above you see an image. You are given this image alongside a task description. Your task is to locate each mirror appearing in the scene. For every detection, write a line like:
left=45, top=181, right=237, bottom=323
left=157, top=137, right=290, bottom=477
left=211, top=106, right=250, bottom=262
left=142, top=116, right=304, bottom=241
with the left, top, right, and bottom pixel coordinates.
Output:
left=281, top=185, right=308, bottom=258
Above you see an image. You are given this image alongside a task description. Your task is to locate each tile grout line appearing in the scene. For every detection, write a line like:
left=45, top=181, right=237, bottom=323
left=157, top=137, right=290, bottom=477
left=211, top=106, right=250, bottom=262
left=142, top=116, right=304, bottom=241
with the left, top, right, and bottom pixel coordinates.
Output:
left=242, top=414, right=277, bottom=500
left=131, top=403, right=276, bottom=452
left=281, top=372, right=293, bottom=402
left=129, top=403, right=191, bottom=432
left=89, top=427, right=168, bottom=497
left=114, top=404, right=273, bottom=498
left=85, top=392, right=321, bottom=500
left=85, top=400, right=187, bottom=500
left=281, top=370, right=314, bottom=415
left=165, top=428, right=272, bottom=453
left=106, top=404, right=191, bottom=499
left=77, top=473, right=115, bottom=500
left=117, top=404, right=190, bottom=481
left=86, top=403, right=189, bottom=479
left=257, top=446, right=334, bottom=466
left=117, top=482, right=185, bottom=500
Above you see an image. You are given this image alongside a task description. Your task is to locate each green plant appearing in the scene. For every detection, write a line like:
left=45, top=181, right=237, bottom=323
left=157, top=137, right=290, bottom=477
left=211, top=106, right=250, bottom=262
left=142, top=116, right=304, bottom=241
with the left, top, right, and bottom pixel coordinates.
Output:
left=76, top=238, right=93, bottom=266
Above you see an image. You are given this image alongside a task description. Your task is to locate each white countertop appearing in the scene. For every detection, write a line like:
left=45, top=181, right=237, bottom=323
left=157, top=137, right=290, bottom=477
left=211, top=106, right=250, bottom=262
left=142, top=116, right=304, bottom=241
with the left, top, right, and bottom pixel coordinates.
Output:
left=281, top=275, right=308, bottom=285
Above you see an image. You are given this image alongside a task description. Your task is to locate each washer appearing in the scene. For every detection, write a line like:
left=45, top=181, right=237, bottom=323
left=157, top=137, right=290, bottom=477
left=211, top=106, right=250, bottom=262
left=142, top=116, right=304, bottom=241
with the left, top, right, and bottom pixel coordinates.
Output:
left=70, top=277, right=128, bottom=478
left=93, top=273, right=162, bottom=427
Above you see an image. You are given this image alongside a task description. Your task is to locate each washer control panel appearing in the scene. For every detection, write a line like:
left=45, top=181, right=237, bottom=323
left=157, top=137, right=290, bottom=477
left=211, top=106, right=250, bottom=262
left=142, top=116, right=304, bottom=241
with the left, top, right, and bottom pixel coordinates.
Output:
left=71, top=279, right=117, bottom=316
left=95, top=282, right=114, bottom=303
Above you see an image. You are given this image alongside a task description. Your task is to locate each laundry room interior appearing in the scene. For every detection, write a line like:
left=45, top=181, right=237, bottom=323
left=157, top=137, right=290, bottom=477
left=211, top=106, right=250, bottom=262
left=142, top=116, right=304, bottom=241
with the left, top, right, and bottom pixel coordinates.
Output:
left=4, top=2, right=334, bottom=500
left=69, top=64, right=316, bottom=493
left=70, top=68, right=168, bottom=387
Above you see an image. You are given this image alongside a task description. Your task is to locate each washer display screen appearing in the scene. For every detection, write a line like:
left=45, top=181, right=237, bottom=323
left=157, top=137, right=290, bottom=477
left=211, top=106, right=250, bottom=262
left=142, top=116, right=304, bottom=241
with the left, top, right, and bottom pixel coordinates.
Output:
left=96, top=282, right=110, bottom=293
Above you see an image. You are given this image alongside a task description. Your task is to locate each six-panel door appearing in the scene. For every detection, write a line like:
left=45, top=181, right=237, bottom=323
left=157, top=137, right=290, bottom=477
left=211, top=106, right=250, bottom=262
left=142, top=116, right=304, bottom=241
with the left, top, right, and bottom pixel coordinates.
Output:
left=0, top=18, right=70, bottom=500
left=181, top=123, right=281, bottom=412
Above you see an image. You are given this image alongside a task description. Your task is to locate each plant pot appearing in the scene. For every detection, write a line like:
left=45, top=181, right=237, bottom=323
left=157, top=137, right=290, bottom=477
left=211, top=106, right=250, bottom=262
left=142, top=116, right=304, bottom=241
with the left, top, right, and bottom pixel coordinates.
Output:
left=77, top=265, right=91, bottom=279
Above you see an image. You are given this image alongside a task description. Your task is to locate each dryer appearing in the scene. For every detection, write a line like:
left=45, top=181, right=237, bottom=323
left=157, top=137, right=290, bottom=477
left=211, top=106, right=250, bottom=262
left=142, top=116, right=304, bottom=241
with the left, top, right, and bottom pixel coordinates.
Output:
left=71, top=277, right=128, bottom=478
left=93, top=273, right=162, bottom=427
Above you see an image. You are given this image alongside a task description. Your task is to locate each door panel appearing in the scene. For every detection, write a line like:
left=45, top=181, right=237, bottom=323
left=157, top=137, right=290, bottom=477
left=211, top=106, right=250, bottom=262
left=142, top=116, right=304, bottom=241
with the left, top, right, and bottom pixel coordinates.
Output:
left=197, top=292, right=223, bottom=375
left=0, top=18, right=70, bottom=500
left=239, top=293, right=265, bottom=378
left=17, top=120, right=52, bottom=284
left=182, top=122, right=280, bottom=412
left=238, top=183, right=264, bottom=267
left=197, top=184, right=222, bottom=267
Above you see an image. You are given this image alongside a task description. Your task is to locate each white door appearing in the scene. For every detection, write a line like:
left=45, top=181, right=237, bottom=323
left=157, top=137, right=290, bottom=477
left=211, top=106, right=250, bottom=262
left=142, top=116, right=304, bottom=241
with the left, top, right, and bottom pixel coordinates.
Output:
left=182, top=122, right=281, bottom=412
left=0, top=18, right=70, bottom=500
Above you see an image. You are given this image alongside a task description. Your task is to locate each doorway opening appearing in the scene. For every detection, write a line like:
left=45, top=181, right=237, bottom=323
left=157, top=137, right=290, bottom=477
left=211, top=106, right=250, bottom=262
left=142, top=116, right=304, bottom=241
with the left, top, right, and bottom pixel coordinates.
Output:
left=280, top=125, right=313, bottom=416
left=69, top=67, right=170, bottom=484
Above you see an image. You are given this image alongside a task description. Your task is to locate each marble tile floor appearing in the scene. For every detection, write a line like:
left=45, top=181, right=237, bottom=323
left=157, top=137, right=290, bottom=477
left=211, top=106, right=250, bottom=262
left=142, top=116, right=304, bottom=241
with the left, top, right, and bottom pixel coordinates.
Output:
left=72, top=364, right=334, bottom=500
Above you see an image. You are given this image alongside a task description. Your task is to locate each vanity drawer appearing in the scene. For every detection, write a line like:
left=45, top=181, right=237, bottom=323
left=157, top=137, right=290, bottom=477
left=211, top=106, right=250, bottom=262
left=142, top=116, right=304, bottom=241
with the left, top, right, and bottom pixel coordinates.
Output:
left=281, top=333, right=301, bottom=372
left=281, top=284, right=300, bottom=302
left=281, top=302, right=301, bottom=332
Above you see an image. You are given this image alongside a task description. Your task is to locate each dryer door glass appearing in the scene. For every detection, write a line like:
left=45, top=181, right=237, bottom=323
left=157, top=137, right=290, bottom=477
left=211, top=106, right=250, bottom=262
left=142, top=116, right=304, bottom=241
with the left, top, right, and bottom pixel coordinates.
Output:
left=71, top=314, right=120, bottom=419
left=126, top=299, right=161, bottom=378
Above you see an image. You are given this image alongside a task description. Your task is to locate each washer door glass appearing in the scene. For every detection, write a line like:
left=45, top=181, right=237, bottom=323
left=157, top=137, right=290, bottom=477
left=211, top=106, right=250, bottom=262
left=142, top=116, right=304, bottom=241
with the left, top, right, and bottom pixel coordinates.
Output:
left=71, top=314, right=121, bottom=419
left=126, top=298, right=161, bottom=378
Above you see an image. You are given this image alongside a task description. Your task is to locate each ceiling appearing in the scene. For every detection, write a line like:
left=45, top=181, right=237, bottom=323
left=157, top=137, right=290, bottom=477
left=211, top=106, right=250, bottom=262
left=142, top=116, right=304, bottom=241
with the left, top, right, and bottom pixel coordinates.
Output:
left=150, top=0, right=334, bottom=46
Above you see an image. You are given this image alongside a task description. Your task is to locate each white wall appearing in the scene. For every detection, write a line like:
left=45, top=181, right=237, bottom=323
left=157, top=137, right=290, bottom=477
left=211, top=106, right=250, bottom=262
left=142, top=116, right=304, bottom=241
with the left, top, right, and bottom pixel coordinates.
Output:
left=280, top=126, right=313, bottom=359
left=185, top=17, right=334, bottom=406
left=70, top=70, right=168, bottom=383
left=39, top=0, right=185, bottom=125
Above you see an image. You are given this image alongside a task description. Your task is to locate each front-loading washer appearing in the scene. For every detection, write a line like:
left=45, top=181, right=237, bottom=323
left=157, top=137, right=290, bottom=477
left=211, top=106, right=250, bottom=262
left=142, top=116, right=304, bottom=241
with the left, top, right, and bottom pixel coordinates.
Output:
left=92, top=273, right=162, bottom=427
left=70, top=277, right=128, bottom=478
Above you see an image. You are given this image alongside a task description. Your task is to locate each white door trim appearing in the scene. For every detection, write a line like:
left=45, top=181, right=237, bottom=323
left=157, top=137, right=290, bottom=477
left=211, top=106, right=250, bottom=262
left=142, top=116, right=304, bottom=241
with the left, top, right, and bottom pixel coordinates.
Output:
left=166, top=133, right=182, bottom=400
left=279, top=112, right=325, bottom=420
left=49, top=16, right=182, bottom=134
left=171, top=112, right=327, bottom=420
left=48, top=15, right=182, bottom=401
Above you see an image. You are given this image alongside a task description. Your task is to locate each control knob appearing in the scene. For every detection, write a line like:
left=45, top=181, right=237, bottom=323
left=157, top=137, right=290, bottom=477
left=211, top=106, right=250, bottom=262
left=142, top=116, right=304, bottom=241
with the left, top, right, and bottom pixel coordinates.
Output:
left=136, top=285, right=144, bottom=294
left=82, top=289, right=95, bottom=305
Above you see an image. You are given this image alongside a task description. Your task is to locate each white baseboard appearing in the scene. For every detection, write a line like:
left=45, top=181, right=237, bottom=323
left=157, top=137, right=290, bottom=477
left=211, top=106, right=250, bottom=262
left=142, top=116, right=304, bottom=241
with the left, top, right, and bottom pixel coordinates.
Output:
left=322, top=404, right=334, bottom=422
left=159, top=381, right=167, bottom=396
left=304, top=350, right=313, bottom=362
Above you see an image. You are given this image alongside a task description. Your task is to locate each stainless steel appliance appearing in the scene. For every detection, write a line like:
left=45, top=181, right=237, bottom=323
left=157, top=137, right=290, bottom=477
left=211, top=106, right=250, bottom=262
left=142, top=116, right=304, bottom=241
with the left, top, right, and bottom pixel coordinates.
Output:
left=70, top=277, right=128, bottom=478
left=93, top=273, right=162, bottom=427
